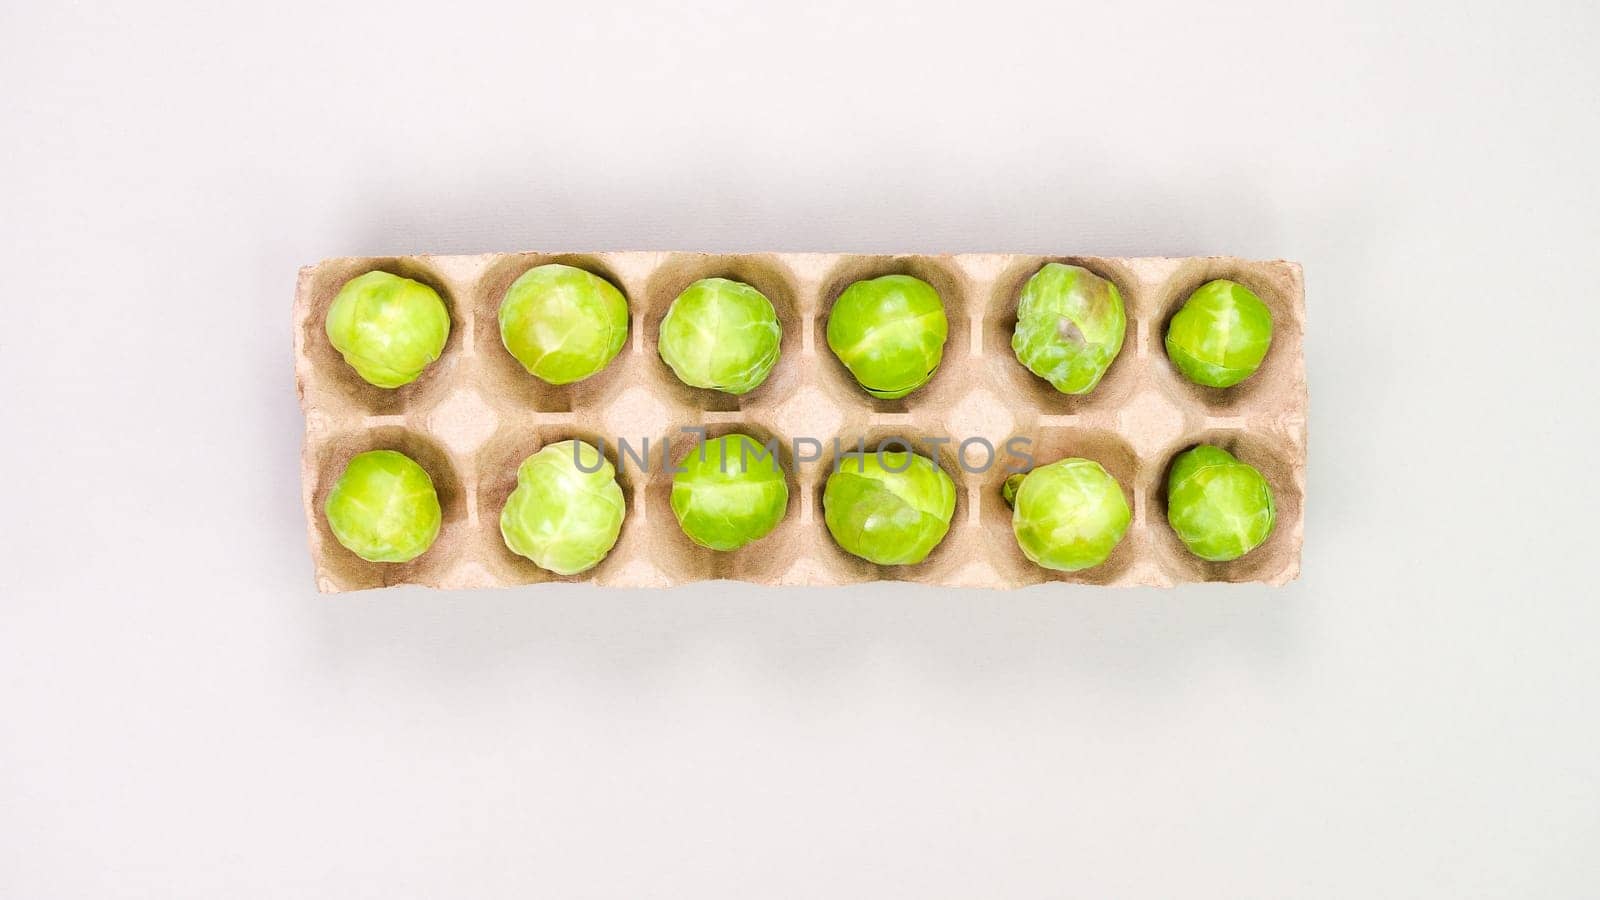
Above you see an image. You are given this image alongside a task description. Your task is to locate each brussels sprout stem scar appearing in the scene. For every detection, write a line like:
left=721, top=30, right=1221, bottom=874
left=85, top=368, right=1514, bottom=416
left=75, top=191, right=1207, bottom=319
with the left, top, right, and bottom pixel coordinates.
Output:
left=1002, top=473, right=1026, bottom=508
left=1056, top=317, right=1087, bottom=345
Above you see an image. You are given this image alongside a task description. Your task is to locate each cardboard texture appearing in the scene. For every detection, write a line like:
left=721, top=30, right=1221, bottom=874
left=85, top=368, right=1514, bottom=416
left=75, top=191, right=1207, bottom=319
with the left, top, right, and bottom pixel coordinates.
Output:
left=295, top=252, right=1307, bottom=592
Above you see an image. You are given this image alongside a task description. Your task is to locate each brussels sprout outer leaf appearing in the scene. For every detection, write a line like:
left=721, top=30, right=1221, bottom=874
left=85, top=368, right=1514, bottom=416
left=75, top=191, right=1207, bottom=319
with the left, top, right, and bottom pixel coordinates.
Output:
left=1010, top=263, right=1126, bottom=395
left=826, top=274, right=948, bottom=399
left=500, top=440, right=626, bottom=575
left=498, top=264, right=629, bottom=385
left=326, top=271, right=451, bottom=389
left=324, top=449, right=442, bottom=563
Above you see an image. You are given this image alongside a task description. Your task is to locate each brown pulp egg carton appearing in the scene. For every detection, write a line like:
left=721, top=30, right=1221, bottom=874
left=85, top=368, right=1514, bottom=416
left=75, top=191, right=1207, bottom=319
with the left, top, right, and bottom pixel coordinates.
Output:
left=294, top=252, right=1306, bottom=593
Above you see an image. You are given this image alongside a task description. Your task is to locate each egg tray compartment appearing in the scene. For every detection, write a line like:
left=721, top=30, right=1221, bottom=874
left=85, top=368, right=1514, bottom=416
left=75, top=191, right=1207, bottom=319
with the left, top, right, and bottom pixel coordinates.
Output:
left=295, top=252, right=1306, bottom=593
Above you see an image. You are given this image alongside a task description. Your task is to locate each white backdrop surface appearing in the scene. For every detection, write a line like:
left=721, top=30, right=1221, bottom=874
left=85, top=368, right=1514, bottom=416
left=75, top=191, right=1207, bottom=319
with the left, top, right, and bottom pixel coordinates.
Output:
left=2, top=1, right=1598, bottom=897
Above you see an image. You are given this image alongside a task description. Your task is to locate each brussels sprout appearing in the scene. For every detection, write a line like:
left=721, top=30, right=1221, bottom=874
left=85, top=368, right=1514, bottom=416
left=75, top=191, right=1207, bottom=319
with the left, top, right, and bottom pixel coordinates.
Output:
left=823, top=450, right=956, bottom=565
left=1166, top=444, right=1276, bottom=561
left=1002, top=458, right=1130, bottom=572
left=658, top=278, right=781, bottom=394
left=1164, top=279, right=1274, bottom=388
left=500, top=440, right=626, bottom=575
left=1010, top=263, right=1126, bottom=395
left=670, top=434, right=788, bottom=550
left=498, top=263, right=630, bottom=385
left=826, top=274, right=948, bottom=399
left=325, top=271, right=451, bottom=388
left=324, top=450, right=442, bottom=563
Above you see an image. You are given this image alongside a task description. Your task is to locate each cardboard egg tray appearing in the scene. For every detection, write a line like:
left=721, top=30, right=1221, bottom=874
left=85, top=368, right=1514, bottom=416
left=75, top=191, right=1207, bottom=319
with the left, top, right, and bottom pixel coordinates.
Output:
left=295, top=252, right=1306, bottom=592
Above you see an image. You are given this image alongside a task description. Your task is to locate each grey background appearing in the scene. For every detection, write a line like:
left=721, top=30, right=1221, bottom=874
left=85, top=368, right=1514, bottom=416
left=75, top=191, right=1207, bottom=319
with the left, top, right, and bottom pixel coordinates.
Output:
left=3, top=0, right=1597, bottom=897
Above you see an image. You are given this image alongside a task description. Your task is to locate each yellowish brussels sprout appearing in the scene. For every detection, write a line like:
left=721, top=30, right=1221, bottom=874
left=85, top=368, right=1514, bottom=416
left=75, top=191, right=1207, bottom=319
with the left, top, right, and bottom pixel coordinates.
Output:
left=324, top=450, right=442, bottom=563
left=500, top=440, right=626, bottom=575
left=499, top=264, right=630, bottom=385
left=658, top=278, right=781, bottom=394
left=1011, top=263, right=1125, bottom=395
left=1165, top=279, right=1273, bottom=388
left=670, top=434, right=788, bottom=550
left=823, top=450, right=956, bottom=565
left=1166, top=444, right=1276, bottom=561
left=826, top=274, right=948, bottom=399
left=1003, top=458, right=1130, bottom=571
left=325, top=271, right=451, bottom=388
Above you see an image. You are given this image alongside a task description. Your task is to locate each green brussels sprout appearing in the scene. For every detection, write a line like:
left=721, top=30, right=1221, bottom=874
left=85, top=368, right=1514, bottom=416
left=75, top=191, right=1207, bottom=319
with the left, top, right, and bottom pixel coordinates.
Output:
left=1002, top=458, right=1131, bottom=572
left=1166, top=444, right=1276, bottom=561
left=1164, top=279, right=1274, bottom=388
left=670, top=434, right=788, bottom=550
left=324, top=449, right=442, bottom=563
left=658, top=277, right=782, bottom=394
left=826, top=274, right=949, bottom=399
left=325, top=271, right=451, bottom=388
left=1011, top=263, right=1126, bottom=395
left=500, top=440, right=626, bottom=575
left=823, top=450, right=956, bottom=565
left=498, top=263, right=629, bottom=385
